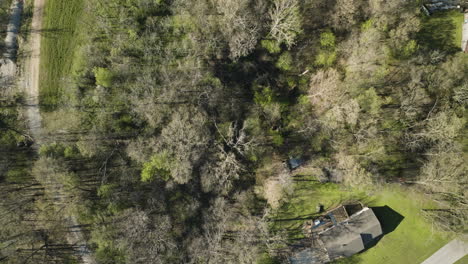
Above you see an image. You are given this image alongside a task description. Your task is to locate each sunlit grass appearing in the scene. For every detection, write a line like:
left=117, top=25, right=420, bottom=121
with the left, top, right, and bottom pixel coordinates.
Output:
left=40, top=0, right=84, bottom=109
left=272, top=172, right=453, bottom=264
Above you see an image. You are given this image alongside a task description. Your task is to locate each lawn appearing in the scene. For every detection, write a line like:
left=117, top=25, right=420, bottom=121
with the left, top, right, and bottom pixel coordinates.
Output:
left=272, top=172, right=453, bottom=264
left=450, top=11, right=464, bottom=49
left=355, top=186, right=451, bottom=264
left=40, top=0, right=84, bottom=109
left=455, top=254, right=468, bottom=264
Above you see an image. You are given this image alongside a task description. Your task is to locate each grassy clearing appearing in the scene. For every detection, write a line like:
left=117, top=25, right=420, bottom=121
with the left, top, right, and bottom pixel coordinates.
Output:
left=355, top=187, right=451, bottom=264
left=418, top=10, right=464, bottom=54
left=451, top=11, right=464, bottom=48
left=40, top=0, right=84, bottom=109
left=272, top=171, right=452, bottom=264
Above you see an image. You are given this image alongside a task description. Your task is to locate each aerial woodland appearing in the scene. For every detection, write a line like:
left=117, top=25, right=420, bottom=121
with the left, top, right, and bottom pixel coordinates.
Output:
left=0, top=0, right=467, bottom=263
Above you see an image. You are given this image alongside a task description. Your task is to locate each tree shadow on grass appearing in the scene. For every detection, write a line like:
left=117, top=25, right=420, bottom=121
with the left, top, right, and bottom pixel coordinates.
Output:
left=417, top=12, right=460, bottom=54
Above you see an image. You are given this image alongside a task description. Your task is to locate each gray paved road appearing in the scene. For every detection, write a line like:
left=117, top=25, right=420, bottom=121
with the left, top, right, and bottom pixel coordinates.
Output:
left=421, top=239, right=468, bottom=264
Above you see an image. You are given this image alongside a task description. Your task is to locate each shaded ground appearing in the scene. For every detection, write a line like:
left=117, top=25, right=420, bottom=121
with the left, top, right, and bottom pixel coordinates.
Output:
left=418, top=10, right=461, bottom=54
left=3, top=0, right=22, bottom=59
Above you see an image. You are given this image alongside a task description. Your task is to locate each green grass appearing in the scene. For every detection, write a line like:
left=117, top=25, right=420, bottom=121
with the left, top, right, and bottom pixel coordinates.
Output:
left=418, top=10, right=464, bottom=54
left=356, top=186, right=451, bottom=264
left=273, top=174, right=453, bottom=264
left=40, top=0, right=84, bottom=109
left=455, top=254, right=468, bottom=264
left=451, top=11, right=464, bottom=48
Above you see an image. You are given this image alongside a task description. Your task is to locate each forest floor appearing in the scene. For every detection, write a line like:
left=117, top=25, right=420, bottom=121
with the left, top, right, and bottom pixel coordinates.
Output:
left=272, top=173, right=453, bottom=264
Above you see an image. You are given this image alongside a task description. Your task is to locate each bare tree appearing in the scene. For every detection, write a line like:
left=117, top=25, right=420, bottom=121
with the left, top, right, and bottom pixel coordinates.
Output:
left=268, top=0, right=302, bottom=48
left=116, top=209, right=177, bottom=264
left=212, top=0, right=266, bottom=59
left=155, top=108, right=211, bottom=184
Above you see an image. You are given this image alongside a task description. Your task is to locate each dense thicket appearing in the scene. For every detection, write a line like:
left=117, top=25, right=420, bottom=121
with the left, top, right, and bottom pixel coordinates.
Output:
left=2, top=0, right=467, bottom=263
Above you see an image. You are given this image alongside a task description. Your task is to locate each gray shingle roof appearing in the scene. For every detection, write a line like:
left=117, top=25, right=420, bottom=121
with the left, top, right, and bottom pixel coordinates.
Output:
left=319, top=208, right=383, bottom=259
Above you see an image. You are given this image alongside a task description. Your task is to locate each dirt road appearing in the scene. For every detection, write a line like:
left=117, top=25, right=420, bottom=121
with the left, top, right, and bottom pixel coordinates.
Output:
left=24, top=0, right=43, bottom=144
left=23, top=0, right=96, bottom=263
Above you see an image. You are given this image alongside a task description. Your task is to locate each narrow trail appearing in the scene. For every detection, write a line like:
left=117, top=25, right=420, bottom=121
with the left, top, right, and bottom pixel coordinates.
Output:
left=21, top=0, right=96, bottom=263
left=24, top=0, right=43, bottom=144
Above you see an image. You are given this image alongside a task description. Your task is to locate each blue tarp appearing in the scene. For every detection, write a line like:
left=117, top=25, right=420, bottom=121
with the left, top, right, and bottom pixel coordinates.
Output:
left=288, top=158, right=303, bottom=170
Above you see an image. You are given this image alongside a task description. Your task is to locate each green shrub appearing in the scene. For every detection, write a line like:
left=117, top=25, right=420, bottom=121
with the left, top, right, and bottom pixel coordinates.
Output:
left=98, top=184, right=118, bottom=199
left=256, top=253, right=281, bottom=264
left=261, top=39, right=281, bottom=54
left=64, top=145, right=79, bottom=158
left=254, top=86, right=275, bottom=107
left=269, top=129, right=284, bottom=146
left=402, top=40, right=418, bottom=58
left=5, top=169, right=29, bottom=184
left=357, top=87, right=382, bottom=115
left=141, top=152, right=172, bottom=182
left=39, top=143, right=80, bottom=159
left=316, top=31, right=337, bottom=67
left=320, top=31, right=336, bottom=48
left=39, top=142, right=66, bottom=157
left=276, top=52, right=293, bottom=71
left=361, top=19, right=374, bottom=31
left=93, top=67, right=114, bottom=88
left=315, top=50, right=336, bottom=67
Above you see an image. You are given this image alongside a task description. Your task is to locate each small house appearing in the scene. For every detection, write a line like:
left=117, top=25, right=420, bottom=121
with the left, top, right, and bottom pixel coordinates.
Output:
left=290, top=203, right=383, bottom=263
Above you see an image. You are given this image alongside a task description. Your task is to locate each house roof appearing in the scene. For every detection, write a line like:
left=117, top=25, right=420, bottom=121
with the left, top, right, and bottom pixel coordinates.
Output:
left=319, top=207, right=383, bottom=259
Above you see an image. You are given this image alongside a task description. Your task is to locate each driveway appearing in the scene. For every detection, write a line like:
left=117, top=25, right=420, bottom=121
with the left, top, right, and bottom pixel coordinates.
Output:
left=462, top=12, right=468, bottom=51
left=421, top=239, right=468, bottom=264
